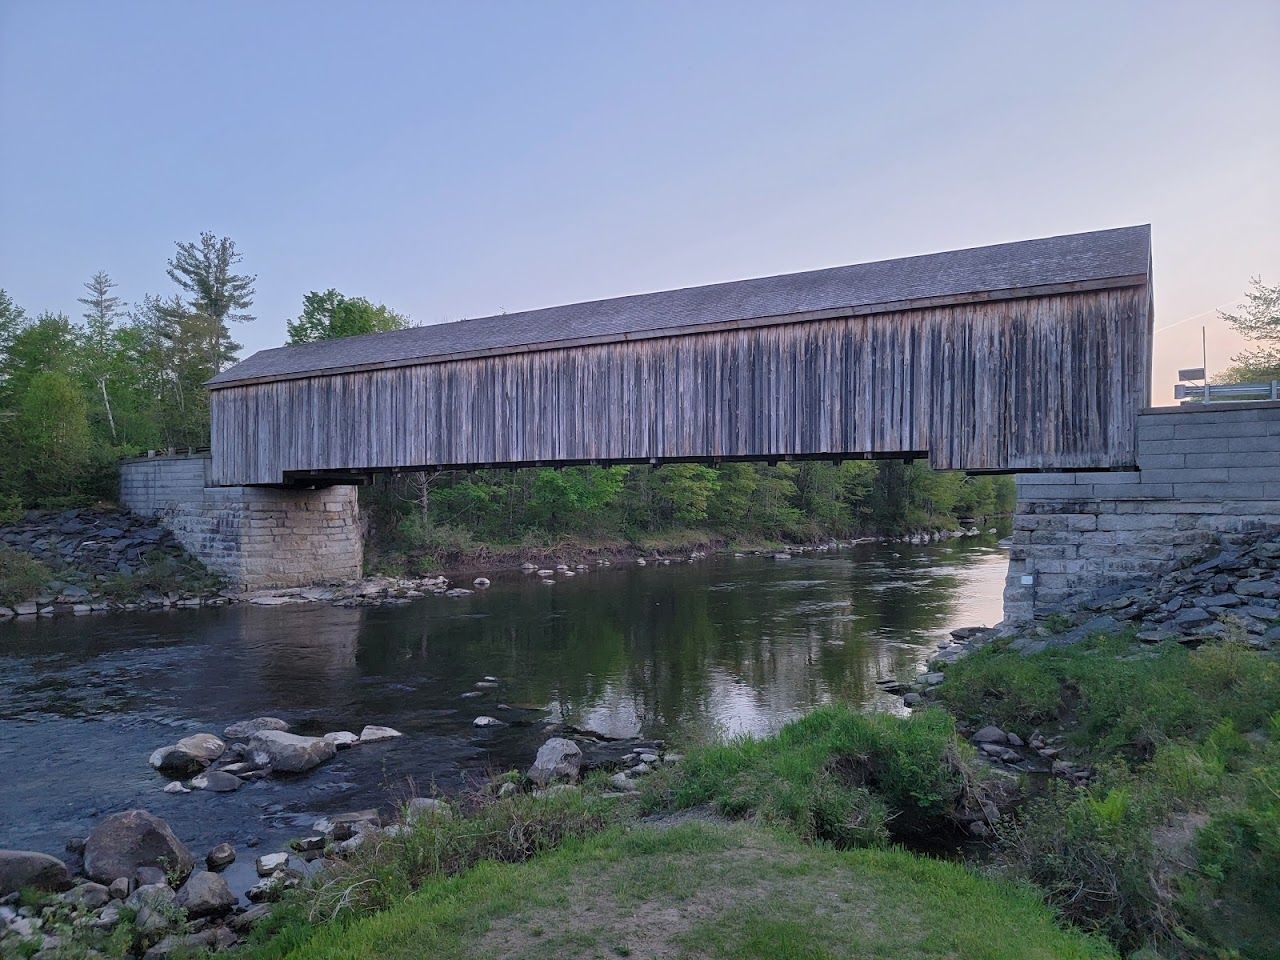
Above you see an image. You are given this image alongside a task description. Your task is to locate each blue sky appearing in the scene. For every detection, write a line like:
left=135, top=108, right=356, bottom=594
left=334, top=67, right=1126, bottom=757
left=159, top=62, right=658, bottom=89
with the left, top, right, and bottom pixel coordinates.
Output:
left=1, top=1, right=1277, bottom=399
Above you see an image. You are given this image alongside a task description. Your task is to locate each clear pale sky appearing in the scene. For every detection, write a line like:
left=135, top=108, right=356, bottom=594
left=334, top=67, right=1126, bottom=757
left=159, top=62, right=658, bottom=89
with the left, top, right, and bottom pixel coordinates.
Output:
left=2, top=1, right=1277, bottom=403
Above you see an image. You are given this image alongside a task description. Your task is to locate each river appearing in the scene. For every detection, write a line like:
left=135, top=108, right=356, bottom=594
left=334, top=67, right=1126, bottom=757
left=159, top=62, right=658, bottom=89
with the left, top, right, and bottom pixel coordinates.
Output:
left=0, top=536, right=1008, bottom=873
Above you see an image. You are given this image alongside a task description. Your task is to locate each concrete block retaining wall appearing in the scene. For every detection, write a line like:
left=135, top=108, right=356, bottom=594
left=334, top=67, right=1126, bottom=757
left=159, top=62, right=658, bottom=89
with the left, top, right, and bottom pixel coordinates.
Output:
left=119, top=453, right=362, bottom=590
left=1004, top=401, right=1280, bottom=622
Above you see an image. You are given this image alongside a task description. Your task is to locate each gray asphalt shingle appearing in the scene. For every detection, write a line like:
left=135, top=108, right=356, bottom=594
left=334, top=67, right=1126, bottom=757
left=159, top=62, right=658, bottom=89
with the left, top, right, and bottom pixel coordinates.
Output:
left=209, top=224, right=1150, bottom=387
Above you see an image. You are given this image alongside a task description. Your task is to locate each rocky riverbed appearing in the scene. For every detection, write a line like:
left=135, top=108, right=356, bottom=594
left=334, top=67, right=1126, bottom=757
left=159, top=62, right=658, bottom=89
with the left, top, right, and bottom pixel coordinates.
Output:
left=0, top=712, right=678, bottom=958
left=1, top=506, right=997, bottom=620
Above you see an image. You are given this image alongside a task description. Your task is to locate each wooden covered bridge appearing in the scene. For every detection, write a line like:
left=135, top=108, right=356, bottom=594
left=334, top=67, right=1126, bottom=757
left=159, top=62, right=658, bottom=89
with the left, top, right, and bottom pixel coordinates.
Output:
left=207, top=225, right=1153, bottom=487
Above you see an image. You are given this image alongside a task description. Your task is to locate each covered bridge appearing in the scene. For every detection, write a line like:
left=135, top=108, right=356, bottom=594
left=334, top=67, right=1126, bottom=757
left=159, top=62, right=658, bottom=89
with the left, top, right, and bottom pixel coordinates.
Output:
left=208, top=225, right=1152, bottom=486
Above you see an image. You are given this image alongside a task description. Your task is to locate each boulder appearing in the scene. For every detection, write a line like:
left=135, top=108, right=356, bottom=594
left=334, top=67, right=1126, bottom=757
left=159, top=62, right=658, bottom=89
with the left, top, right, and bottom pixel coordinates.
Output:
left=323, top=730, right=360, bottom=749
left=148, top=745, right=206, bottom=779
left=83, top=810, right=194, bottom=884
left=1236, top=579, right=1280, bottom=600
left=62, top=881, right=110, bottom=910
left=972, top=726, right=1008, bottom=744
left=473, top=716, right=503, bottom=728
left=143, top=926, right=237, bottom=959
left=527, top=737, right=582, bottom=786
left=175, top=869, right=235, bottom=918
left=190, top=770, right=242, bottom=792
left=129, top=883, right=178, bottom=936
left=248, top=730, right=336, bottom=773
left=205, top=843, right=236, bottom=871
left=0, top=850, right=70, bottom=895
left=135, top=865, right=167, bottom=886
left=315, top=809, right=380, bottom=841
left=358, top=724, right=403, bottom=743
left=108, top=877, right=132, bottom=899
left=224, top=717, right=290, bottom=739
left=255, top=852, right=289, bottom=876
left=174, top=733, right=225, bottom=762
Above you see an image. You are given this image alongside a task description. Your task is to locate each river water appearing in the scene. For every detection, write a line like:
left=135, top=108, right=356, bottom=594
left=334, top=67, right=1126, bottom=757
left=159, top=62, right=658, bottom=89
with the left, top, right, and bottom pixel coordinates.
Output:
left=0, top=536, right=1008, bottom=870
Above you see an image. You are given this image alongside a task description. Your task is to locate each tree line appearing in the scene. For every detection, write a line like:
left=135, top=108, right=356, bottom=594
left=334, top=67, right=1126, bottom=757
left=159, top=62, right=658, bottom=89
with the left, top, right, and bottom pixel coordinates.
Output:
left=0, top=233, right=1026, bottom=549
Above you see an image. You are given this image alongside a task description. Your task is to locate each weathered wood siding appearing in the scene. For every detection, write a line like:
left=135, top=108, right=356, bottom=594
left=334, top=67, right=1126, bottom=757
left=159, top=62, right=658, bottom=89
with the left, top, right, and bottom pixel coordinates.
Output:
left=210, top=285, right=1151, bottom=485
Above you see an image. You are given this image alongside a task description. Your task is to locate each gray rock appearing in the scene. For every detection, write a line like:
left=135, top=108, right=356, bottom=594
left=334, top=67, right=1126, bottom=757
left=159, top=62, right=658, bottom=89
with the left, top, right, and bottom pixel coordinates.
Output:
left=608, top=772, right=639, bottom=792
left=174, top=733, right=225, bottom=762
left=83, top=810, right=194, bottom=885
left=190, top=770, right=242, bottom=792
left=162, top=781, right=190, bottom=794
left=62, top=881, right=110, bottom=910
left=149, top=745, right=206, bottom=779
left=255, top=852, right=289, bottom=876
left=323, top=730, right=359, bottom=749
left=135, top=866, right=167, bottom=886
left=1236, top=579, right=1280, bottom=600
left=406, top=797, right=452, bottom=820
left=317, top=809, right=381, bottom=841
left=175, top=869, right=235, bottom=917
left=108, top=876, right=132, bottom=899
left=229, top=903, right=272, bottom=932
left=527, top=737, right=582, bottom=786
left=472, top=716, right=503, bottom=728
left=0, top=850, right=70, bottom=895
left=973, top=726, right=1008, bottom=744
left=130, top=883, right=178, bottom=936
left=143, top=926, right=237, bottom=959
left=206, top=843, right=236, bottom=871
left=224, top=717, right=290, bottom=739
left=358, top=724, right=403, bottom=743
left=1174, top=607, right=1214, bottom=627
left=248, top=730, right=336, bottom=773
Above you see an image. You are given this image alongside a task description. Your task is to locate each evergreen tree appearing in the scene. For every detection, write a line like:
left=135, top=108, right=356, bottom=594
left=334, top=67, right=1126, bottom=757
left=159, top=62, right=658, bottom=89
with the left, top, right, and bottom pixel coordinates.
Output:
left=160, top=232, right=255, bottom=373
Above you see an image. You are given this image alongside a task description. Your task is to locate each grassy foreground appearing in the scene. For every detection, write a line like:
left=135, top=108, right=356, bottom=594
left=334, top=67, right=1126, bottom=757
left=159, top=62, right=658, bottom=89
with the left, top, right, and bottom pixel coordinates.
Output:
left=246, top=821, right=1114, bottom=960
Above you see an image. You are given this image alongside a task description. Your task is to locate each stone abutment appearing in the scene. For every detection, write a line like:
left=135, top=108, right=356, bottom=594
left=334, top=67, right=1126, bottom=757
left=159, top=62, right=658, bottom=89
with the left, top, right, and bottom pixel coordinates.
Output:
left=119, top=453, right=362, bottom=590
left=1004, top=401, right=1280, bottom=622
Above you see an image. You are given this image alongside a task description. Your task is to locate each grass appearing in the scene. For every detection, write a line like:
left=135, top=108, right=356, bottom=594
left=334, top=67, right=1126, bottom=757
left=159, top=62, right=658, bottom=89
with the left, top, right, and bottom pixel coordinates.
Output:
left=0, top=545, right=52, bottom=605
left=937, top=632, right=1280, bottom=759
left=244, top=821, right=1116, bottom=960
left=642, top=705, right=983, bottom=847
left=938, top=635, right=1280, bottom=957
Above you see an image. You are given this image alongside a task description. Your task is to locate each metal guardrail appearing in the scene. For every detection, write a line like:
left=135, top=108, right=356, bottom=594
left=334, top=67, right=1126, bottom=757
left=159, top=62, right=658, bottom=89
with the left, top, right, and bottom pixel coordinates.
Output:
left=1174, top=380, right=1280, bottom=403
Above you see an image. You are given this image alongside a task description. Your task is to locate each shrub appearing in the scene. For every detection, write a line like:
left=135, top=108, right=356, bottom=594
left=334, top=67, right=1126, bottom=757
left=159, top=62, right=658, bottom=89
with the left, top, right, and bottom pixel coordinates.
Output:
left=646, top=705, right=981, bottom=846
left=98, top=551, right=223, bottom=600
left=992, top=777, right=1172, bottom=950
left=0, top=546, right=52, bottom=605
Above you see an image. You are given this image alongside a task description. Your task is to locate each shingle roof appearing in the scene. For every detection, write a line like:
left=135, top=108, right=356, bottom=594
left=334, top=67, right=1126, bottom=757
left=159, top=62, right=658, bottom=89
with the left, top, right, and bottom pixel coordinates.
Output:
left=208, top=224, right=1151, bottom=387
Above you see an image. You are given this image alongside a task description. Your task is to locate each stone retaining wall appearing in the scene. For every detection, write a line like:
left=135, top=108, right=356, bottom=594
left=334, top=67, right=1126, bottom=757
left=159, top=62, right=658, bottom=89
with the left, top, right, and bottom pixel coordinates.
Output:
left=1004, top=401, right=1280, bottom=622
left=119, top=454, right=362, bottom=590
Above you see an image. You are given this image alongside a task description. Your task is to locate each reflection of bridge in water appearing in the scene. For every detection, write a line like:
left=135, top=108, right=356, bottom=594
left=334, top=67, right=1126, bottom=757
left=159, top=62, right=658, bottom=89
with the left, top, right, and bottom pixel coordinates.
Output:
left=208, top=225, right=1153, bottom=485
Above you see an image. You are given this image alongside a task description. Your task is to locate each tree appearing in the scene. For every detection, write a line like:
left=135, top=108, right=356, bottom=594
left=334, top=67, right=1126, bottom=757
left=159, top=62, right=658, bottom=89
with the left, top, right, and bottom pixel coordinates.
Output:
left=287, top=289, right=409, bottom=343
left=78, top=271, right=126, bottom=441
left=12, top=370, right=92, bottom=501
left=160, top=232, right=255, bottom=373
left=1218, top=278, right=1280, bottom=383
left=0, top=289, right=28, bottom=402
left=77, top=271, right=124, bottom=340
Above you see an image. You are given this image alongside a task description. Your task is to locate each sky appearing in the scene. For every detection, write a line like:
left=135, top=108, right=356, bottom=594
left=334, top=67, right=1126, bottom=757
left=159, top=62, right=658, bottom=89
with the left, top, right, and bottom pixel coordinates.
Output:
left=1, top=1, right=1277, bottom=403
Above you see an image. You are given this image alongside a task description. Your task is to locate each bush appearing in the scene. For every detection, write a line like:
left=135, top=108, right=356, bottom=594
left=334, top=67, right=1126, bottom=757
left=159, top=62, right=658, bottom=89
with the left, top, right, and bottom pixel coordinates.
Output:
left=992, top=777, right=1171, bottom=949
left=0, top=546, right=52, bottom=605
left=645, top=705, right=982, bottom=846
left=99, top=551, right=222, bottom=600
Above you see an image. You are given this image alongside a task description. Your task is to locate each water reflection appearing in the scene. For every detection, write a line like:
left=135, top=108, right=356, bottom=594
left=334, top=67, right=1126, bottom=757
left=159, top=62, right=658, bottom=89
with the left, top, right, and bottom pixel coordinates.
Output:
left=0, top=536, right=1007, bottom=857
